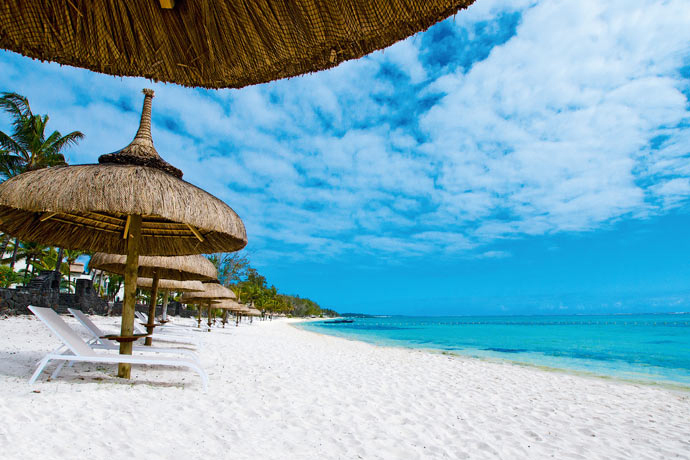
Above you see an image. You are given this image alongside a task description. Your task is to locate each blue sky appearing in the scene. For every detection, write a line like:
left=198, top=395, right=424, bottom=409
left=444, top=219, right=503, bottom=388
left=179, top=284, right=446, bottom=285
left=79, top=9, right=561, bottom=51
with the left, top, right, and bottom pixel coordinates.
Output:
left=1, top=0, right=690, bottom=315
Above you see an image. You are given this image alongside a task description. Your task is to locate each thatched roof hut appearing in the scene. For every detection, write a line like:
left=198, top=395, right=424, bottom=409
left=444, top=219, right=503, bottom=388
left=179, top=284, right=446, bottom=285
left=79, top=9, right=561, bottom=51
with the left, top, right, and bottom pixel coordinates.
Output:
left=0, top=88, right=246, bottom=379
left=0, top=90, right=246, bottom=256
left=0, top=1, right=475, bottom=89
left=136, top=277, right=205, bottom=293
left=90, top=253, right=217, bottom=282
left=214, top=299, right=247, bottom=312
left=181, top=282, right=236, bottom=303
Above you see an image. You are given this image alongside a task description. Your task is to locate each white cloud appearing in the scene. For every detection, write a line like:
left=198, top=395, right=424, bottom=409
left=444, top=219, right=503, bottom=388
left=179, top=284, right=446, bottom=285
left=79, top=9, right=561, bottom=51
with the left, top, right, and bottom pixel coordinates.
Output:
left=1, top=0, right=689, bottom=264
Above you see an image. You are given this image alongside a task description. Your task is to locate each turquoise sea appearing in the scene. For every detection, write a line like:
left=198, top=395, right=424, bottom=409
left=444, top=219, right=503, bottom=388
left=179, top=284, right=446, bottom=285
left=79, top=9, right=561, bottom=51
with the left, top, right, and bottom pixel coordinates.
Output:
left=298, top=314, right=690, bottom=388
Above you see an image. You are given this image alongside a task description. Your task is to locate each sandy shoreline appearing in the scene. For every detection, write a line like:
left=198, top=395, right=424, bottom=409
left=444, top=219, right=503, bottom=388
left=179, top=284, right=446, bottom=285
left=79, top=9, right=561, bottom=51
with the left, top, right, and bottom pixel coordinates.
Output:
left=1, top=314, right=688, bottom=459
left=294, top=321, right=690, bottom=393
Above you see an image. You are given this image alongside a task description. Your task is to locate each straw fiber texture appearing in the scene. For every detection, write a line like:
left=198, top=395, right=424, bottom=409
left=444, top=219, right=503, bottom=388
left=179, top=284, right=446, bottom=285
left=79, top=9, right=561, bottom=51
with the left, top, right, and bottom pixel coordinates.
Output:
left=213, top=299, right=247, bottom=312
left=0, top=165, right=247, bottom=255
left=181, top=282, right=236, bottom=303
left=0, top=0, right=475, bottom=89
left=137, top=277, right=205, bottom=292
left=90, top=253, right=217, bottom=281
left=99, top=89, right=182, bottom=178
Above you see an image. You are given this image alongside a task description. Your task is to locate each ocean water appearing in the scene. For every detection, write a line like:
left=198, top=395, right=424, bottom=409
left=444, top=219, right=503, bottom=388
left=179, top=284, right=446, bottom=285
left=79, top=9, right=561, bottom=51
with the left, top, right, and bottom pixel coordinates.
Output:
left=298, top=314, right=690, bottom=387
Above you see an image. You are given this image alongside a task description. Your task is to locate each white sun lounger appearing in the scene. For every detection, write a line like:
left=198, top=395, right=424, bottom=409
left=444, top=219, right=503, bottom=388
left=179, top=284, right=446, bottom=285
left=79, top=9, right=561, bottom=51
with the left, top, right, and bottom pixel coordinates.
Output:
left=134, top=312, right=203, bottom=344
left=131, top=320, right=202, bottom=347
left=28, top=306, right=208, bottom=390
left=67, top=308, right=200, bottom=363
left=136, top=311, right=202, bottom=333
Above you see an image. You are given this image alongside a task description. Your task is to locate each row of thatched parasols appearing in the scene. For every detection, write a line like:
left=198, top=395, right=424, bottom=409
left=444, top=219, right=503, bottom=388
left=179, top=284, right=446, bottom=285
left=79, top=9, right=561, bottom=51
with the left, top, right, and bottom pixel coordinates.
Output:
left=0, top=1, right=476, bottom=382
left=0, top=89, right=248, bottom=379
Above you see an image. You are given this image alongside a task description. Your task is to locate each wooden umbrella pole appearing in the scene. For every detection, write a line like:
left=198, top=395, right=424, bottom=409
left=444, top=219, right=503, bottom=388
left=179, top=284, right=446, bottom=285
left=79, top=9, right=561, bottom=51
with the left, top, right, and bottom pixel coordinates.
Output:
left=222, top=309, right=228, bottom=328
left=207, top=300, right=212, bottom=330
left=161, top=290, right=170, bottom=321
left=118, top=214, right=142, bottom=379
left=235, top=311, right=239, bottom=327
left=197, top=303, right=202, bottom=328
left=145, top=270, right=159, bottom=346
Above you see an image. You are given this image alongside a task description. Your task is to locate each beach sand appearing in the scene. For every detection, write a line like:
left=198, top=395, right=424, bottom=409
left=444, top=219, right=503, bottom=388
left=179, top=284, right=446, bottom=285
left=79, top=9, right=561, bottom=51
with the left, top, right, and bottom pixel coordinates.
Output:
left=0, top=315, right=688, bottom=460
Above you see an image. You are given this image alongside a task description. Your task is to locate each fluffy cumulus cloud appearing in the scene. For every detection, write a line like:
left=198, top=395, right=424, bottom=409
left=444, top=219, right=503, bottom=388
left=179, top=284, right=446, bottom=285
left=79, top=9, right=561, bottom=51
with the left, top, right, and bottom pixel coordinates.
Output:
left=1, top=0, right=689, bottom=264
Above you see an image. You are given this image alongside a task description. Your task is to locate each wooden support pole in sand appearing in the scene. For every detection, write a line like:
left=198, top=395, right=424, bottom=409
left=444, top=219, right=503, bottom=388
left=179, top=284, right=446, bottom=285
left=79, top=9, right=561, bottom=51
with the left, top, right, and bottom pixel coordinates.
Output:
left=197, top=303, right=202, bottom=328
left=222, top=309, right=228, bottom=328
left=235, top=311, right=239, bottom=327
left=118, top=214, right=142, bottom=379
left=145, top=270, right=159, bottom=346
left=207, top=302, right=213, bottom=329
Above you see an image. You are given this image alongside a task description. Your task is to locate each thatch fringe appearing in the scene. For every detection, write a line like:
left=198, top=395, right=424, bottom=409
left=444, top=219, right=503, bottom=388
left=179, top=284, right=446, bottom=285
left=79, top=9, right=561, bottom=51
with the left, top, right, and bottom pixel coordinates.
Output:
left=137, top=277, right=205, bottom=292
left=90, top=253, right=217, bottom=281
left=0, top=164, right=247, bottom=255
left=213, top=299, right=247, bottom=312
left=181, top=282, right=236, bottom=303
left=0, top=1, right=476, bottom=89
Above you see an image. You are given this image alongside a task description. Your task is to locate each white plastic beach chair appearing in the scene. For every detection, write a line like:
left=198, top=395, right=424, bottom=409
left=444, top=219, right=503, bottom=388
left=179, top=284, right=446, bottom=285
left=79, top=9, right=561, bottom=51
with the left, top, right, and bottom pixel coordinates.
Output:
left=131, top=319, right=202, bottom=348
left=67, top=308, right=200, bottom=363
left=136, top=311, right=202, bottom=333
left=28, top=306, right=208, bottom=390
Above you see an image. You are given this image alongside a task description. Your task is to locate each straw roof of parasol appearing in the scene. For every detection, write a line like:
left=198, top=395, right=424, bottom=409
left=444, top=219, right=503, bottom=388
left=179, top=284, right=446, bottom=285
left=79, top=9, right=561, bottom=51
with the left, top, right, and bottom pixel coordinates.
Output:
left=0, top=1, right=476, bottom=89
left=213, top=299, right=246, bottom=312
left=180, top=282, right=236, bottom=303
left=0, top=89, right=247, bottom=256
left=90, top=253, right=217, bottom=281
left=137, top=278, right=205, bottom=293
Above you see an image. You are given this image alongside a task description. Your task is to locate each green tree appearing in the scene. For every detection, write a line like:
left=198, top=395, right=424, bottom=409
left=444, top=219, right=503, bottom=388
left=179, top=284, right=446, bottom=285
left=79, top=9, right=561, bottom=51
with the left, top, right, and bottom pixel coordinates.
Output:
left=0, top=92, right=84, bottom=268
left=0, top=265, right=22, bottom=288
left=206, top=250, right=250, bottom=286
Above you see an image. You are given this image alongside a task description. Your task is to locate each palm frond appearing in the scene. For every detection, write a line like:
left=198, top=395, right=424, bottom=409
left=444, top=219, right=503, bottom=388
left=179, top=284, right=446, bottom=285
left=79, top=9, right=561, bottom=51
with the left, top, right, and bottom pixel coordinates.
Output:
left=44, top=130, right=84, bottom=156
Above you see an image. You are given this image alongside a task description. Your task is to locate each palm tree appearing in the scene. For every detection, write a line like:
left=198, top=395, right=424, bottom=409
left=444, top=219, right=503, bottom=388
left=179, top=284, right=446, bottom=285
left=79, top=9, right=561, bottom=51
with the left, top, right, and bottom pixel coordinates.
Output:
left=0, top=92, right=84, bottom=269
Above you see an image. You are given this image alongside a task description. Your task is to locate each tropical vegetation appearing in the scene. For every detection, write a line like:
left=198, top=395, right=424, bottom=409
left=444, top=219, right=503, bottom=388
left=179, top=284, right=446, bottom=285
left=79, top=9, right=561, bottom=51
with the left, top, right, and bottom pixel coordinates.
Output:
left=209, top=251, right=337, bottom=317
left=0, top=91, right=84, bottom=288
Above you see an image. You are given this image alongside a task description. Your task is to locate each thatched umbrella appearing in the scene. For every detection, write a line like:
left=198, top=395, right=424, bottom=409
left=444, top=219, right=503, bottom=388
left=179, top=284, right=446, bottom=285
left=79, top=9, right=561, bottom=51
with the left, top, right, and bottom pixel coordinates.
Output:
left=212, top=299, right=246, bottom=328
left=0, top=1, right=476, bottom=89
left=0, top=89, right=247, bottom=378
left=90, top=252, right=216, bottom=343
left=136, top=276, right=205, bottom=326
left=181, top=282, right=236, bottom=329
left=136, top=277, right=206, bottom=293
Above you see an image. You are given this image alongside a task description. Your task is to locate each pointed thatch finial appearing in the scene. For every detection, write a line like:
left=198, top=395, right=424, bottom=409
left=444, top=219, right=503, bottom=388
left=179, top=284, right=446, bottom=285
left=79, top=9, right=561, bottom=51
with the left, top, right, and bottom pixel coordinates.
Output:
left=99, top=88, right=183, bottom=178
left=134, top=88, right=155, bottom=142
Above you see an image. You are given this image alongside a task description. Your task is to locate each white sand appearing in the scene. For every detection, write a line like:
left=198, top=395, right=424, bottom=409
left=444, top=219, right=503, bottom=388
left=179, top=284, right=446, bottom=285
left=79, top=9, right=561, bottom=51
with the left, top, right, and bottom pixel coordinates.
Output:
left=0, top=315, right=688, bottom=460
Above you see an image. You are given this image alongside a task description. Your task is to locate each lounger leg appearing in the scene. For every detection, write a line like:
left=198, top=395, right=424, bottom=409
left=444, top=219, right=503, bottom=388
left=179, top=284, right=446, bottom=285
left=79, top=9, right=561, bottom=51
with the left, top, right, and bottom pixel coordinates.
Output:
left=29, top=356, right=51, bottom=385
left=51, top=361, right=68, bottom=379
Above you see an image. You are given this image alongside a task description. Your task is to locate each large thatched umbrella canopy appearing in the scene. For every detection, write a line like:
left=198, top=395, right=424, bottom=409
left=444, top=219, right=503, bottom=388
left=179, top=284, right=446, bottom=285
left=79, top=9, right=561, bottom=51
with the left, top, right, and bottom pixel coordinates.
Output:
left=0, top=89, right=246, bottom=379
left=181, top=282, right=236, bottom=329
left=137, top=278, right=205, bottom=293
left=90, top=253, right=217, bottom=282
left=0, top=1, right=475, bottom=89
left=0, top=92, right=246, bottom=255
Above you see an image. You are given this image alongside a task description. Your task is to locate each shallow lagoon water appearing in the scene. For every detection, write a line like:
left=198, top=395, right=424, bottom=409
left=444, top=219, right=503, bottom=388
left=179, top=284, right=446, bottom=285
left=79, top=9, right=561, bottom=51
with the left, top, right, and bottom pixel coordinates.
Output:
left=299, top=314, right=690, bottom=387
